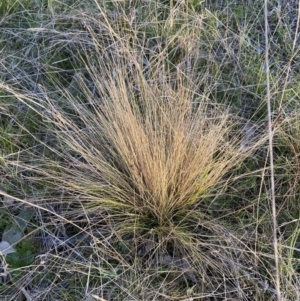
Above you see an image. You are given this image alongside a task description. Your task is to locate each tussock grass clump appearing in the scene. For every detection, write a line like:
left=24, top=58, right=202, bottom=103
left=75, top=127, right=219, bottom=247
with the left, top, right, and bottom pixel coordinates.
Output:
left=49, top=60, right=244, bottom=227
left=11, top=44, right=265, bottom=297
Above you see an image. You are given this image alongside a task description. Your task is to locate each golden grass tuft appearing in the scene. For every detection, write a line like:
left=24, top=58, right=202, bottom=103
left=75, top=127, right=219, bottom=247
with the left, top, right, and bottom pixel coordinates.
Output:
left=41, top=54, right=246, bottom=228
left=14, top=45, right=264, bottom=294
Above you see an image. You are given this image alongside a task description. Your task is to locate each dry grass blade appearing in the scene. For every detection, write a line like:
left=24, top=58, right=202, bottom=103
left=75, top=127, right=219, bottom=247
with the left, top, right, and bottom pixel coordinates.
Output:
left=264, top=0, right=281, bottom=299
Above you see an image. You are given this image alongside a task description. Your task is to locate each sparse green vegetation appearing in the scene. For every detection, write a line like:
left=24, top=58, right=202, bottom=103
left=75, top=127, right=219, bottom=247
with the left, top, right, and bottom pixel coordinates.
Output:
left=1, top=0, right=300, bottom=300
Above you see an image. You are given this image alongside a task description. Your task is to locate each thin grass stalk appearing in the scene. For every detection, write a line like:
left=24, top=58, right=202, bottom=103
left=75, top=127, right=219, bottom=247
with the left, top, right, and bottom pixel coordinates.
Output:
left=264, top=0, right=281, bottom=299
